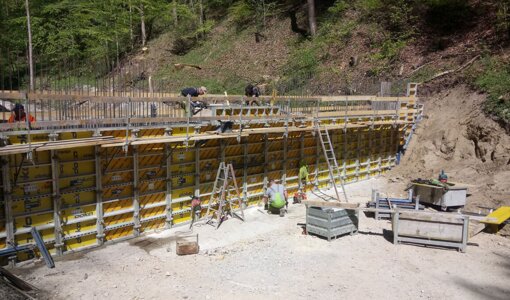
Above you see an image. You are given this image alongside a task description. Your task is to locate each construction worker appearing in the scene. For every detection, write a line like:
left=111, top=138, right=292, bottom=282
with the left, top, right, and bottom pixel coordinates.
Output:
left=190, top=195, right=202, bottom=223
left=8, top=103, right=36, bottom=124
left=244, top=84, right=260, bottom=106
left=298, top=162, right=310, bottom=192
left=263, top=179, right=288, bottom=215
left=180, top=86, right=208, bottom=115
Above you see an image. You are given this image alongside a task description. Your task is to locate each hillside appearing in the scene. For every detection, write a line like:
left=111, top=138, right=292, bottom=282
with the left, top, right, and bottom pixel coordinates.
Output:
left=0, top=0, right=509, bottom=210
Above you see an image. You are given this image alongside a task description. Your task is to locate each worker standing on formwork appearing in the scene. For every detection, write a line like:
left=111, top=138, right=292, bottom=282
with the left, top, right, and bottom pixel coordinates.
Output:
left=180, top=86, right=208, bottom=115
left=244, top=84, right=261, bottom=106
left=262, top=179, right=288, bottom=216
left=9, top=103, right=36, bottom=123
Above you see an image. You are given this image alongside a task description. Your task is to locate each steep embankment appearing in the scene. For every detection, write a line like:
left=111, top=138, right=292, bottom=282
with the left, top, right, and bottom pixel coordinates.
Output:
left=392, top=86, right=510, bottom=210
left=129, top=2, right=510, bottom=211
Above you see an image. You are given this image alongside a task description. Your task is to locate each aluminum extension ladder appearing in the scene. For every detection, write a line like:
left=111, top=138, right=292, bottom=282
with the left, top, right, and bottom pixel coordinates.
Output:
left=205, top=162, right=245, bottom=229
left=316, top=124, right=349, bottom=202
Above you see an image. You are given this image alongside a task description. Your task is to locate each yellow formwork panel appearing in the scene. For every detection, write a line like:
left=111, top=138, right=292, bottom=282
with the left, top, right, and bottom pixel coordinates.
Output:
left=59, top=160, right=95, bottom=177
left=141, top=219, right=165, bottom=232
left=104, top=199, right=133, bottom=213
left=9, top=133, right=49, bottom=145
left=200, top=148, right=219, bottom=160
left=172, top=149, right=195, bottom=164
left=267, top=170, right=282, bottom=181
left=247, top=143, right=263, bottom=154
left=17, top=243, right=56, bottom=262
left=171, top=176, right=194, bottom=192
left=139, top=181, right=166, bottom=196
left=15, top=228, right=54, bottom=246
left=62, top=219, right=96, bottom=237
left=105, top=226, right=133, bottom=241
left=56, top=147, right=95, bottom=161
left=64, top=234, right=97, bottom=251
left=173, top=212, right=191, bottom=225
left=172, top=186, right=194, bottom=200
left=225, top=144, right=243, bottom=156
left=104, top=156, right=133, bottom=172
left=140, top=206, right=166, bottom=220
left=104, top=213, right=133, bottom=227
left=139, top=129, right=165, bottom=139
left=14, top=212, right=53, bottom=233
left=11, top=195, right=52, bottom=216
left=61, top=205, right=96, bottom=223
left=60, top=131, right=93, bottom=140
left=60, top=176, right=95, bottom=191
left=140, top=193, right=165, bottom=207
left=102, top=130, right=128, bottom=139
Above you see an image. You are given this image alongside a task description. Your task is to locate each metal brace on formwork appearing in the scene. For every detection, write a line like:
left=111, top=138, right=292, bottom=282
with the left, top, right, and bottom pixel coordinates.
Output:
left=22, top=92, right=34, bottom=164
left=184, top=95, right=192, bottom=148
left=237, top=99, right=244, bottom=143
left=123, top=97, right=132, bottom=154
left=283, top=99, right=291, bottom=139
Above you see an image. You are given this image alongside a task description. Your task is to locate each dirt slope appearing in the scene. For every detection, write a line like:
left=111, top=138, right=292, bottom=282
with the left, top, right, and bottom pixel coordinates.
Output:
left=390, top=85, right=510, bottom=211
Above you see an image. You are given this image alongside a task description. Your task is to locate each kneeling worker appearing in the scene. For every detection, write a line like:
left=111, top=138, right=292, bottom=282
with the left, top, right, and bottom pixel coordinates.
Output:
left=263, top=179, right=288, bottom=215
left=180, top=86, right=208, bottom=115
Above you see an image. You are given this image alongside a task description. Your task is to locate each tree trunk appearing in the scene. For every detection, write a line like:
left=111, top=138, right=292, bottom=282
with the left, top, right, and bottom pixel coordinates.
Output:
left=173, top=0, right=178, bottom=26
left=140, top=4, right=146, bottom=46
left=129, top=0, right=134, bottom=49
left=307, top=0, right=317, bottom=36
left=199, top=0, right=203, bottom=28
left=25, top=0, right=34, bottom=91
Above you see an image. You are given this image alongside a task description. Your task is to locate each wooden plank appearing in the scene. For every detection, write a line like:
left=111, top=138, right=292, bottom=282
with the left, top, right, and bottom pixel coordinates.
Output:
left=302, top=200, right=360, bottom=209
left=480, top=206, right=510, bottom=225
left=36, top=138, right=121, bottom=151
left=399, top=212, right=465, bottom=224
left=0, top=267, right=37, bottom=291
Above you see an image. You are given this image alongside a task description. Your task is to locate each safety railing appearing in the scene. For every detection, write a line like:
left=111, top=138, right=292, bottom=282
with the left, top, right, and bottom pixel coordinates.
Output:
left=0, top=91, right=416, bottom=133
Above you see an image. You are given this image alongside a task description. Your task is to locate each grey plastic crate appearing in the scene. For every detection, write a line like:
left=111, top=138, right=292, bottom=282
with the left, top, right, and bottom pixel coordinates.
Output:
left=306, top=206, right=359, bottom=241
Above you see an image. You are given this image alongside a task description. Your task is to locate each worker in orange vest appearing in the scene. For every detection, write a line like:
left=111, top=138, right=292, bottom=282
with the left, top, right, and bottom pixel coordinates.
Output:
left=8, top=103, right=35, bottom=123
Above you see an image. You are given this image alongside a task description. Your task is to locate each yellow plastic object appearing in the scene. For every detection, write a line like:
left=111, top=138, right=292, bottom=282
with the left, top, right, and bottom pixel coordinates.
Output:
left=481, top=206, right=510, bottom=225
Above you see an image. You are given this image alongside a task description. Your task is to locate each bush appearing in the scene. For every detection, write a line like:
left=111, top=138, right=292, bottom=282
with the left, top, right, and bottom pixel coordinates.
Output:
left=372, top=38, right=407, bottom=62
left=327, top=0, right=350, bottom=15
left=476, top=57, right=510, bottom=124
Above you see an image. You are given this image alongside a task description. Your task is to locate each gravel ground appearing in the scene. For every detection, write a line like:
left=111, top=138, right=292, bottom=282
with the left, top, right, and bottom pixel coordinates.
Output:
left=12, top=178, right=510, bottom=300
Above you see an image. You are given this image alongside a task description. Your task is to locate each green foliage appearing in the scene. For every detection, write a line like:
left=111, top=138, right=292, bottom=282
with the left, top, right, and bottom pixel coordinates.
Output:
left=496, top=0, right=510, bottom=39
left=356, top=0, right=416, bottom=39
left=281, top=43, right=319, bottom=94
left=229, top=0, right=280, bottom=31
left=357, top=0, right=383, bottom=13
left=327, top=0, right=350, bottom=15
left=229, top=1, right=253, bottom=28
left=476, top=57, right=510, bottom=123
left=372, top=39, right=407, bottom=62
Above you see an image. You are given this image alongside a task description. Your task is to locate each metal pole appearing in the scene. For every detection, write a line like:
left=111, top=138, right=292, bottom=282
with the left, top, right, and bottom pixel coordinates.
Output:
left=95, top=145, right=105, bottom=245
left=165, top=143, right=173, bottom=229
left=50, top=136, right=63, bottom=255
left=1, top=157, right=15, bottom=266
left=133, top=145, right=141, bottom=236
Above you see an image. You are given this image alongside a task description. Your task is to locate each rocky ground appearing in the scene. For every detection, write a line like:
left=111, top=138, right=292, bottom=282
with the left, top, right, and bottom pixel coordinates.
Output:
left=12, top=178, right=510, bottom=300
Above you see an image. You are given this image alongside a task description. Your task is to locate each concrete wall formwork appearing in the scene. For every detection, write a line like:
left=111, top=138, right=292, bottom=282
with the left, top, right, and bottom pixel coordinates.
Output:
left=0, top=88, right=421, bottom=264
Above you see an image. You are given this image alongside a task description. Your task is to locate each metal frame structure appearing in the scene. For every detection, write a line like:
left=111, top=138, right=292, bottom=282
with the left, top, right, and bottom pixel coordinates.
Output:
left=0, top=88, right=422, bottom=264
